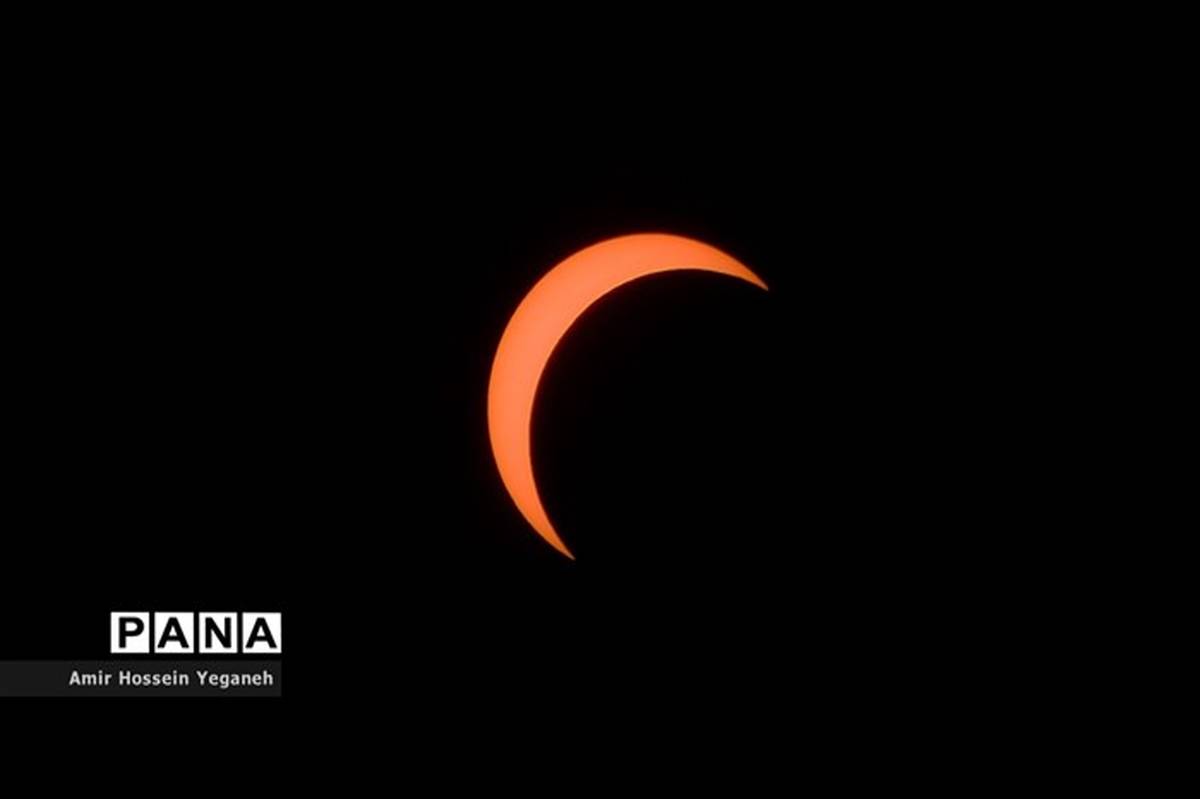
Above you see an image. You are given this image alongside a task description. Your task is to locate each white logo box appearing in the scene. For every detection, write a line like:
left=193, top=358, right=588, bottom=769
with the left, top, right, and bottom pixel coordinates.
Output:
left=111, top=612, right=281, bottom=654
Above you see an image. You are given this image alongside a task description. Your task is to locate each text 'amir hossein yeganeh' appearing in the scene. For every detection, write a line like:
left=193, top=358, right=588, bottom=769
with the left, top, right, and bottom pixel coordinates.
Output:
left=69, top=668, right=275, bottom=689
left=110, top=612, right=281, bottom=654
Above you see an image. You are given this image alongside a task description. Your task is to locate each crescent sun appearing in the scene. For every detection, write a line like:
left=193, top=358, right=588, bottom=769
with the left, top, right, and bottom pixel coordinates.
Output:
left=487, top=233, right=769, bottom=559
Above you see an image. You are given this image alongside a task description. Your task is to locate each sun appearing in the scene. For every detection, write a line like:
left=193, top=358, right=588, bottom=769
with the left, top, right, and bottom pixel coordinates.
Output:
left=487, top=233, right=768, bottom=558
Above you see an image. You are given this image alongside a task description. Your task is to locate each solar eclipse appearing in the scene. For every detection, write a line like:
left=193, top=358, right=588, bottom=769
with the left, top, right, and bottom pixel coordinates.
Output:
left=487, top=233, right=769, bottom=558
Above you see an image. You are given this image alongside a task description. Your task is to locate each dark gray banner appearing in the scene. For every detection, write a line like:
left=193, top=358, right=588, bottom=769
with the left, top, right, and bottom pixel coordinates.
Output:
left=0, top=661, right=282, bottom=697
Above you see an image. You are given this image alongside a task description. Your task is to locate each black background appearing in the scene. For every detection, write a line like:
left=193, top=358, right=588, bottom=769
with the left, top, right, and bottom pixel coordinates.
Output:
left=0, top=17, right=1137, bottom=789
left=0, top=14, right=1133, bottom=792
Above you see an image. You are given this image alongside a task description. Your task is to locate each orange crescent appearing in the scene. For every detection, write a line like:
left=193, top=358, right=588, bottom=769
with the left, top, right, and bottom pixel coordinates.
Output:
left=487, top=233, right=768, bottom=559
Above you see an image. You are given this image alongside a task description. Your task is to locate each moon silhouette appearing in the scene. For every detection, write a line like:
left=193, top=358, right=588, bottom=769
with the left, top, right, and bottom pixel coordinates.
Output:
left=487, top=233, right=768, bottom=559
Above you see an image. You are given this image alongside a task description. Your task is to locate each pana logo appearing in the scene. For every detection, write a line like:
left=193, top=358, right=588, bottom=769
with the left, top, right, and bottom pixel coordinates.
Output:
left=111, top=612, right=282, bottom=655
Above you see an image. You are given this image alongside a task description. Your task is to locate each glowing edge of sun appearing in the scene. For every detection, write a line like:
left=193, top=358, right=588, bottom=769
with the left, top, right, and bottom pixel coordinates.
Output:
left=487, top=233, right=768, bottom=559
